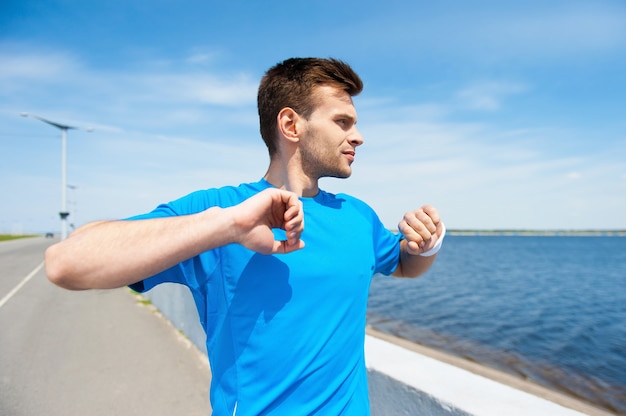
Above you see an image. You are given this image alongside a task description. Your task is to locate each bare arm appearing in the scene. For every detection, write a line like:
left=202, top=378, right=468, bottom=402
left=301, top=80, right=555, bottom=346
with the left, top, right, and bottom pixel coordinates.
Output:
left=45, top=188, right=304, bottom=290
left=392, top=205, right=445, bottom=278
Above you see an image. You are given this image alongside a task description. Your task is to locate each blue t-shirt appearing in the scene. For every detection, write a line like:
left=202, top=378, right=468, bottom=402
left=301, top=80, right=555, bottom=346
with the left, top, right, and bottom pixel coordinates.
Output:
left=130, top=179, right=401, bottom=415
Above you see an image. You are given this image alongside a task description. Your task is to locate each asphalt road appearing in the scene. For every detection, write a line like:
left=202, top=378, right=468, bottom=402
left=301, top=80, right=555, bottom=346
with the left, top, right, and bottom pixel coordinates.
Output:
left=0, top=236, right=212, bottom=416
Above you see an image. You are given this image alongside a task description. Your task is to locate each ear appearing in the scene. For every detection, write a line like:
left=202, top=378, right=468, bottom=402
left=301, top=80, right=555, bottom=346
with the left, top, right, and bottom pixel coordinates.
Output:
left=277, top=107, right=302, bottom=144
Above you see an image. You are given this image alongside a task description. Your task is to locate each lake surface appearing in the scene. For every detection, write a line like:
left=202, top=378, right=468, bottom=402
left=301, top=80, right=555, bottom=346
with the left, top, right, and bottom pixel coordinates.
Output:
left=367, top=235, right=626, bottom=415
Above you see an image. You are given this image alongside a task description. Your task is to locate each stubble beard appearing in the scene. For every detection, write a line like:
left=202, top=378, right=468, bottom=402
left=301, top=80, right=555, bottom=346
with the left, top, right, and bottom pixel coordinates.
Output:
left=300, top=134, right=352, bottom=180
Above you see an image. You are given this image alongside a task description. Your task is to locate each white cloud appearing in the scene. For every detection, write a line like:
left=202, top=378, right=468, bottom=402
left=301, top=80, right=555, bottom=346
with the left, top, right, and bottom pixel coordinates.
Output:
left=567, top=172, right=582, bottom=180
left=133, top=73, right=257, bottom=106
left=0, top=51, right=79, bottom=81
left=0, top=47, right=257, bottom=106
left=186, top=52, right=218, bottom=65
left=456, top=82, right=528, bottom=112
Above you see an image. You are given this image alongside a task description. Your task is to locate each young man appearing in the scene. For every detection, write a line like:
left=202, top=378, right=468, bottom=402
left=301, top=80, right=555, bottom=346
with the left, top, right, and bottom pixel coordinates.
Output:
left=45, top=58, right=445, bottom=415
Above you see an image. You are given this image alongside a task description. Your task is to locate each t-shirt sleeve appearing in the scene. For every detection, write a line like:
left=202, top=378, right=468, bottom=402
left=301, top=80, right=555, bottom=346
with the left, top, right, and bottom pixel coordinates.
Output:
left=125, top=191, right=216, bottom=293
left=342, top=194, right=402, bottom=276
left=372, top=217, right=403, bottom=276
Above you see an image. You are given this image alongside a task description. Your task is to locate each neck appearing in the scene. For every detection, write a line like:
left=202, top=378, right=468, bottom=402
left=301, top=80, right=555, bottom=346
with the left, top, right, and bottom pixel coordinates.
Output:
left=264, top=157, right=319, bottom=198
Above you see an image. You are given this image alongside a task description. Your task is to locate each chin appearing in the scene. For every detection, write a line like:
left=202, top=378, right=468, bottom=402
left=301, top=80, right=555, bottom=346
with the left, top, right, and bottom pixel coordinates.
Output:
left=327, top=171, right=352, bottom=179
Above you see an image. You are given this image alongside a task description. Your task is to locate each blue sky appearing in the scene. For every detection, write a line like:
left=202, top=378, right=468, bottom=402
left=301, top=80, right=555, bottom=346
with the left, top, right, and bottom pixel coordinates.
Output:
left=1, top=0, right=625, bottom=233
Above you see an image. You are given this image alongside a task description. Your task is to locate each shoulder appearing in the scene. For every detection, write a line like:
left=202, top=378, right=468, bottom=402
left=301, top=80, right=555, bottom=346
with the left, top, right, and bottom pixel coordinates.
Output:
left=141, top=180, right=267, bottom=217
left=188, top=182, right=263, bottom=205
left=180, top=181, right=268, bottom=209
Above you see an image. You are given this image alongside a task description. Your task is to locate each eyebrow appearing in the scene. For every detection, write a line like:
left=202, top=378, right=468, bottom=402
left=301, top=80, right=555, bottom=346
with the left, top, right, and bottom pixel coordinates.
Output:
left=336, top=113, right=358, bottom=125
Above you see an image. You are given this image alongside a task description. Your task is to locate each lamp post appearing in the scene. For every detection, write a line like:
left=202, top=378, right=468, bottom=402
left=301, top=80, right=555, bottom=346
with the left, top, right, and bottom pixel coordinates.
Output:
left=21, top=113, right=91, bottom=240
left=67, top=184, right=78, bottom=231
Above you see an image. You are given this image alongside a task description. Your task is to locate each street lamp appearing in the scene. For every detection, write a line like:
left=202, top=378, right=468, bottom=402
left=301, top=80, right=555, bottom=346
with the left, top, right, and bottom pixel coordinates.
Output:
left=20, top=113, right=92, bottom=240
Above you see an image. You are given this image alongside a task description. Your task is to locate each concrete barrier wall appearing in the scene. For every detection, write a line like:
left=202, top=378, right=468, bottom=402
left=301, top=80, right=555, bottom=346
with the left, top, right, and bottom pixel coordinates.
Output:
left=367, top=368, right=472, bottom=416
left=364, top=334, right=591, bottom=416
left=143, top=283, right=600, bottom=416
left=143, top=282, right=207, bottom=355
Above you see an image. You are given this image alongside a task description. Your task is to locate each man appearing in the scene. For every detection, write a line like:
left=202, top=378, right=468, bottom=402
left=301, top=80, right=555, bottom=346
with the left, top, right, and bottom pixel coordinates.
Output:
left=45, top=57, right=445, bottom=415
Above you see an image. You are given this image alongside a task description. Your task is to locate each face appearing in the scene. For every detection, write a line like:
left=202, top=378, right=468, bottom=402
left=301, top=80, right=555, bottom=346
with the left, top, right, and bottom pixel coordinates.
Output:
left=298, top=85, right=364, bottom=180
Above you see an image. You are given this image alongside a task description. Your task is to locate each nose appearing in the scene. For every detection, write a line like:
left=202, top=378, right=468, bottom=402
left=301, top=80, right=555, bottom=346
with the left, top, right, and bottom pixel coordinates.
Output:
left=349, top=127, right=364, bottom=147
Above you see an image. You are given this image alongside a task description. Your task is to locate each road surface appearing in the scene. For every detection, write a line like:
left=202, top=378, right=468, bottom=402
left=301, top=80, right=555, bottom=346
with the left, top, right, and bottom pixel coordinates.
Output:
left=0, top=236, right=212, bottom=416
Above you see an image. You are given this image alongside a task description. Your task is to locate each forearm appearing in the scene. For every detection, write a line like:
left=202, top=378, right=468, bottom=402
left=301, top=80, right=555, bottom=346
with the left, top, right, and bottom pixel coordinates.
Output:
left=45, top=207, right=233, bottom=290
left=392, top=239, right=438, bottom=278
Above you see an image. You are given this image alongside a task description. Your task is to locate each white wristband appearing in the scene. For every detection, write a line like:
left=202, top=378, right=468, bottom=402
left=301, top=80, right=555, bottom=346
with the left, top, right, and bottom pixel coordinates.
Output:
left=419, top=222, right=446, bottom=257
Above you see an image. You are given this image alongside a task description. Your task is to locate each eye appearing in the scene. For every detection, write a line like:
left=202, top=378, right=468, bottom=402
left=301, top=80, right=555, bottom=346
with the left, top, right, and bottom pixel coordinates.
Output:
left=336, top=119, right=349, bottom=128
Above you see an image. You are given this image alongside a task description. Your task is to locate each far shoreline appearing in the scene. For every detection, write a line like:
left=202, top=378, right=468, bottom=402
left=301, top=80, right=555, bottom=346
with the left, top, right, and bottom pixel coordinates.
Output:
left=448, top=230, right=626, bottom=237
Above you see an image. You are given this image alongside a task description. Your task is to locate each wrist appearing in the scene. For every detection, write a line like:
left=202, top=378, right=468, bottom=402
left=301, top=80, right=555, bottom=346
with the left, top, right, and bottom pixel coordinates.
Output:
left=419, top=222, right=446, bottom=257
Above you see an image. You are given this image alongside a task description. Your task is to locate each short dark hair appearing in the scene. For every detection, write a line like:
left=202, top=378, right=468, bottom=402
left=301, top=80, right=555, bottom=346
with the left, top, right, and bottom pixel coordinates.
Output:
left=257, top=57, right=363, bottom=156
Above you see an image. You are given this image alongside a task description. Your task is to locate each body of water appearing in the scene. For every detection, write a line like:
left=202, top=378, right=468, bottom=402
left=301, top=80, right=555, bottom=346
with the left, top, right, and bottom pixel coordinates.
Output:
left=367, top=235, right=626, bottom=415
